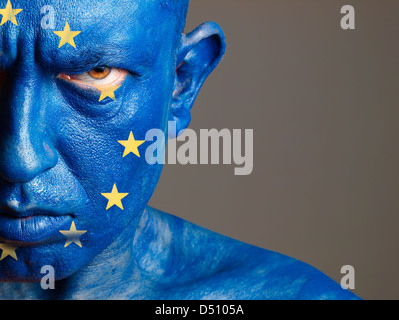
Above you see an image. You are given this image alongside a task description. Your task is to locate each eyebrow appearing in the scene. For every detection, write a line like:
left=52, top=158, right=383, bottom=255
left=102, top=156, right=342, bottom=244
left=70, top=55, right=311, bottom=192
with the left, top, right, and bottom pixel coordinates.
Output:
left=36, top=36, right=155, bottom=75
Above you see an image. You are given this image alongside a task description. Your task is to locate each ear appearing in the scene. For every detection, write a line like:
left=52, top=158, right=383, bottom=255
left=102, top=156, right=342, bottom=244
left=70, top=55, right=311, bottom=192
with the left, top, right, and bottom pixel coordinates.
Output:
left=169, top=21, right=226, bottom=138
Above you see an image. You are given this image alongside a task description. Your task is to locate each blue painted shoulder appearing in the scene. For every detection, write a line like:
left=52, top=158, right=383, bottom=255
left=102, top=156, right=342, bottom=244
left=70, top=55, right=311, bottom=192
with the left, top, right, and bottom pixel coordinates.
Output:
left=139, top=208, right=361, bottom=300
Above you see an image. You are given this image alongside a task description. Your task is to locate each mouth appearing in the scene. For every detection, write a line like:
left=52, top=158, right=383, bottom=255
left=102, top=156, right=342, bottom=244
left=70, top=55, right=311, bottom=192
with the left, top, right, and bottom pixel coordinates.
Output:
left=0, top=210, right=74, bottom=244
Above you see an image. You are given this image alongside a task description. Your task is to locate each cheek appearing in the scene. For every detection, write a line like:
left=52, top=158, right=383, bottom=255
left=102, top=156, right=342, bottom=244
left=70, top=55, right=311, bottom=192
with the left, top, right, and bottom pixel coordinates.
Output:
left=54, top=78, right=171, bottom=228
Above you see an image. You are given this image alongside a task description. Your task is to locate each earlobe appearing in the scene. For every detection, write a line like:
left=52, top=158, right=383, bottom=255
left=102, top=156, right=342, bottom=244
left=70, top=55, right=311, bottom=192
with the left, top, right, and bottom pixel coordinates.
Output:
left=170, top=21, right=226, bottom=137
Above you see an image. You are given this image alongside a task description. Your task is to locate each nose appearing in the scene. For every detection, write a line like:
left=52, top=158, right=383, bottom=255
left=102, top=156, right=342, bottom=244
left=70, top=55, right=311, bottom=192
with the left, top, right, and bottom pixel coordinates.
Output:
left=0, top=69, right=58, bottom=184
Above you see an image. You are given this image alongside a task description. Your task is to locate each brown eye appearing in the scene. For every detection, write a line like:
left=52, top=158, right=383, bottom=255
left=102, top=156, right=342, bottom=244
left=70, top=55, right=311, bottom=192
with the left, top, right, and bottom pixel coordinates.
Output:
left=88, top=67, right=111, bottom=79
left=58, top=68, right=127, bottom=87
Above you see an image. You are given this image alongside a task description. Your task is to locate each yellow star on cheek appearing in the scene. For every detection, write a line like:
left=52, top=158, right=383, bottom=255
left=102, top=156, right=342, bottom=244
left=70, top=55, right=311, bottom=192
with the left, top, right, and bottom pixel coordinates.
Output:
left=0, top=242, right=19, bottom=261
left=53, top=22, right=81, bottom=48
left=59, top=221, right=87, bottom=248
left=101, top=184, right=129, bottom=210
left=118, top=131, right=145, bottom=158
left=0, top=0, right=23, bottom=26
left=97, top=85, right=121, bottom=102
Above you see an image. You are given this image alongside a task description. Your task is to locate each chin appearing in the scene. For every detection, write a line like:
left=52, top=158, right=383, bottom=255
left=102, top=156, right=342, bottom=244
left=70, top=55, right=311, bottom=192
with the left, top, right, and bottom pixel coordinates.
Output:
left=0, top=243, right=97, bottom=282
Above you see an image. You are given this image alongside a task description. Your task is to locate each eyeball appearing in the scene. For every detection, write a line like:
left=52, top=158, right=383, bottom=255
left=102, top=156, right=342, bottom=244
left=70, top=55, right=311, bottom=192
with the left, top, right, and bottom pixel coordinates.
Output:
left=88, top=67, right=111, bottom=79
left=59, top=68, right=127, bottom=87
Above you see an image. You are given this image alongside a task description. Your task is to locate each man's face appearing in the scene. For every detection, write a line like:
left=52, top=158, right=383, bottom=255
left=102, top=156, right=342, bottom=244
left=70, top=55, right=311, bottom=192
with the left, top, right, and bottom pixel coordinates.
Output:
left=0, top=0, right=177, bottom=281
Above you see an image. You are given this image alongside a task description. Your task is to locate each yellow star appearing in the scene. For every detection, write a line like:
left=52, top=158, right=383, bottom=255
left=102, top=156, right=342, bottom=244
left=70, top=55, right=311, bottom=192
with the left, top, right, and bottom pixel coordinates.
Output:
left=101, top=184, right=129, bottom=210
left=118, top=131, right=145, bottom=158
left=0, top=0, right=23, bottom=26
left=0, top=242, right=18, bottom=261
left=97, top=85, right=121, bottom=102
left=59, top=221, right=87, bottom=248
left=53, top=22, right=81, bottom=48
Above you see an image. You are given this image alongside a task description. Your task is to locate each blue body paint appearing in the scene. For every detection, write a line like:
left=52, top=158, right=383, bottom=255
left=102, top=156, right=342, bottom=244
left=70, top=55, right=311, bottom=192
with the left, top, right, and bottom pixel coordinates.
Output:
left=0, top=0, right=359, bottom=300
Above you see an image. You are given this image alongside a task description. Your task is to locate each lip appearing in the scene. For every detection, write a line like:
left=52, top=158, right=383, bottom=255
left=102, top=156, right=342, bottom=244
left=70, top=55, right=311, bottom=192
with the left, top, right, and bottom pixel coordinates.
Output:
left=0, top=212, right=73, bottom=244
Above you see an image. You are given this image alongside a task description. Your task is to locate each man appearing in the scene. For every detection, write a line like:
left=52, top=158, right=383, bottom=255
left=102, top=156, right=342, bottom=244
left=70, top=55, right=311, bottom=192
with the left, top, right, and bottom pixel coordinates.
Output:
left=0, top=0, right=358, bottom=299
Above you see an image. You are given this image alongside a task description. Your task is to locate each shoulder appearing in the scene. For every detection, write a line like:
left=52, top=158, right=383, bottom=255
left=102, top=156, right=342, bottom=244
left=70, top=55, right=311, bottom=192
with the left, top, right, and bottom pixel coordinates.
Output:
left=229, top=251, right=361, bottom=300
left=187, top=246, right=359, bottom=300
left=139, top=207, right=360, bottom=300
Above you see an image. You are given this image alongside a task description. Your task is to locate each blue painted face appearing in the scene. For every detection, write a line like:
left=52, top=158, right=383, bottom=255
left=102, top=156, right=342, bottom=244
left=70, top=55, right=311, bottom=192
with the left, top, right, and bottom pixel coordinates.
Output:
left=0, top=0, right=180, bottom=281
left=0, top=0, right=225, bottom=282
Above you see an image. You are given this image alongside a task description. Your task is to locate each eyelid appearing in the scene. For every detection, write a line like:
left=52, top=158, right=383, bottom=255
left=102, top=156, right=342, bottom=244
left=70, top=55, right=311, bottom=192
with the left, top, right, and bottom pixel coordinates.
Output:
left=58, top=68, right=128, bottom=88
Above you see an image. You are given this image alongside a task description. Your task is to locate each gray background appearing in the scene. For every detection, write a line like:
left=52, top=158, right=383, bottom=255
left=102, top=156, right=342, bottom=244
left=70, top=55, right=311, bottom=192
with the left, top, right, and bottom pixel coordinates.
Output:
left=150, top=0, right=399, bottom=300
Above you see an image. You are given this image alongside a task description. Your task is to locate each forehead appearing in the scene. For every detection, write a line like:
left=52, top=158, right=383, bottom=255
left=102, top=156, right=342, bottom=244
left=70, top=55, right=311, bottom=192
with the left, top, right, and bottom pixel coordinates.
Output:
left=15, top=0, right=170, bottom=29
left=0, top=0, right=178, bottom=70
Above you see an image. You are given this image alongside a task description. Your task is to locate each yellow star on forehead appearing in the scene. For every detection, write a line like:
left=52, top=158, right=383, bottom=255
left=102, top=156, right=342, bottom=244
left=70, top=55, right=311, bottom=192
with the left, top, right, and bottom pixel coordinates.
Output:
left=97, top=85, right=121, bottom=102
left=0, top=242, right=19, bottom=261
left=0, top=0, right=23, bottom=26
left=118, top=131, right=145, bottom=158
left=101, top=184, right=129, bottom=210
left=59, top=221, right=87, bottom=248
left=53, top=22, right=81, bottom=48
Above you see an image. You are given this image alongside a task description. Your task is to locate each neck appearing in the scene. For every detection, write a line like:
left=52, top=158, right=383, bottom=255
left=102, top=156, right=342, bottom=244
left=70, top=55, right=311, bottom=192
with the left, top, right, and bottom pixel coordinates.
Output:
left=0, top=206, right=159, bottom=300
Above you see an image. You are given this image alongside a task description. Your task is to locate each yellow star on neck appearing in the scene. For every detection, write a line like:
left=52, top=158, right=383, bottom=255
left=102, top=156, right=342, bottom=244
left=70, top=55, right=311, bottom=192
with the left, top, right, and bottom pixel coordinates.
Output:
left=0, top=0, right=23, bottom=26
left=53, top=22, right=81, bottom=48
left=101, top=184, right=129, bottom=210
left=0, top=242, right=19, bottom=261
left=97, top=85, right=121, bottom=102
left=118, top=131, right=145, bottom=158
left=59, top=221, right=87, bottom=248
